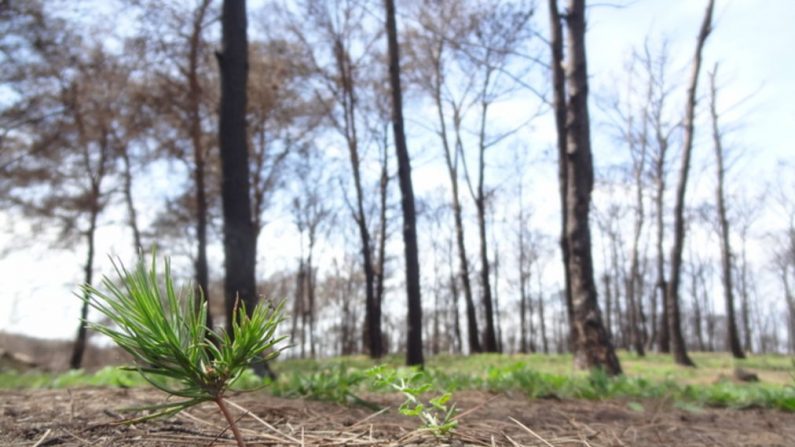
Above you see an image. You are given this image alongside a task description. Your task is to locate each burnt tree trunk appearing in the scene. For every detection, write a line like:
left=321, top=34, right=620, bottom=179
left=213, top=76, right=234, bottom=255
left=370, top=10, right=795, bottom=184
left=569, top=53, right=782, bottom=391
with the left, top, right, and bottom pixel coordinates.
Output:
left=548, top=0, right=574, bottom=345
left=653, top=141, right=669, bottom=353
left=70, top=191, right=100, bottom=370
left=332, top=37, right=382, bottom=359
left=474, top=90, right=499, bottom=353
left=708, top=65, right=745, bottom=359
left=551, top=0, right=621, bottom=375
left=666, top=0, right=714, bottom=367
left=218, top=0, right=257, bottom=328
left=385, top=0, right=423, bottom=367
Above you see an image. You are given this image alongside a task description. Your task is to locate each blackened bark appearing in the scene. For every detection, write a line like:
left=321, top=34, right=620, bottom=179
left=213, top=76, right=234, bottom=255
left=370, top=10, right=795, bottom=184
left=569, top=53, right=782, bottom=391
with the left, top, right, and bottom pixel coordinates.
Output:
left=666, top=0, right=714, bottom=368
left=474, top=90, right=499, bottom=353
left=548, top=0, right=574, bottom=339
left=385, top=0, right=424, bottom=366
left=476, top=165, right=498, bottom=353
left=557, top=0, right=621, bottom=375
left=708, top=65, right=744, bottom=359
left=654, top=141, right=670, bottom=353
left=218, top=0, right=257, bottom=328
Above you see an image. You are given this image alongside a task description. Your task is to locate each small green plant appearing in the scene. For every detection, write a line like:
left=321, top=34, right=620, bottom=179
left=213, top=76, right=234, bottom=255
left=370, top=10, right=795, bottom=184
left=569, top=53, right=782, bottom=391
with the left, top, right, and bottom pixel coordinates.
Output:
left=368, top=366, right=458, bottom=437
left=82, top=253, right=285, bottom=447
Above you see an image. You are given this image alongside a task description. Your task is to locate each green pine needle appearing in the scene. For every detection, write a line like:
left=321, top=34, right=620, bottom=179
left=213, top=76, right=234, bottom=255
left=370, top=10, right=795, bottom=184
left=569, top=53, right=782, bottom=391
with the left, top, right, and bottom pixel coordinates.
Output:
left=81, top=251, right=286, bottom=421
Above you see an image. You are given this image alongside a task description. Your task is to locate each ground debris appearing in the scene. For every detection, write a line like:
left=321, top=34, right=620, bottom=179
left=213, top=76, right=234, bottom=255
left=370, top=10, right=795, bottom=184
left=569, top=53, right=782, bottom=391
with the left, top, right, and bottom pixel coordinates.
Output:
left=1, top=388, right=793, bottom=446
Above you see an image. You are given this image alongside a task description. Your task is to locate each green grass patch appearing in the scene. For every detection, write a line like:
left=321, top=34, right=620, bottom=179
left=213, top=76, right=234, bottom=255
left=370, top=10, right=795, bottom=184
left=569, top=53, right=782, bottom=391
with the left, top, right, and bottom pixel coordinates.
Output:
left=2, top=352, right=793, bottom=412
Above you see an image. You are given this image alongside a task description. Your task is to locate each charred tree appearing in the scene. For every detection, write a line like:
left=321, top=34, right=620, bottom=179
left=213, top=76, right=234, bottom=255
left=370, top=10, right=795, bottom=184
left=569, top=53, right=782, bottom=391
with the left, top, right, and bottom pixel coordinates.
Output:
left=385, top=0, right=424, bottom=367
left=218, top=0, right=258, bottom=327
left=666, top=0, right=715, bottom=367
left=708, top=65, right=745, bottom=359
left=549, top=0, right=621, bottom=375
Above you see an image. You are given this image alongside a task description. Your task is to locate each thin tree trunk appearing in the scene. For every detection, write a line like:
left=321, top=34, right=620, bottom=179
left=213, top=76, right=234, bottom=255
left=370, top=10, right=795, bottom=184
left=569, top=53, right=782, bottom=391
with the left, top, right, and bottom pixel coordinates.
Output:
left=602, top=274, right=613, bottom=340
left=333, top=37, right=381, bottom=359
left=708, top=65, right=745, bottom=359
left=291, top=257, right=305, bottom=356
left=120, top=145, right=142, bottom=252
left=70, top=198, right=99, bottom=370
left=385, top=0, right=423, bottom=366
left=432, top=56, right=481, bottom=354
left=539, top=292, right=548, bottom=354
left=307, top=230, right=317, bottom=358
left=690, top=259, right=706, bottom=351
left=654, top=155, right=669, bottom=353
left=519, top=216, right=529, bottom=354
left=738, top=230, right=753, bottom=352
left=374, top=139, right=389, bottom=356
left=447, top=236, right=463, bottom=354
left=627, top=126, right=648, bottom=356
left=474, top=93, right=499, bottom=353
left=189, top=0, right=213, bottom=331
left=493, top=245, right=503, bottom=353
left=666, top=0, right=714, bottom=367
left=70, top=129, right=109, bottom=370
left=218, top=0, right=257, bottom=329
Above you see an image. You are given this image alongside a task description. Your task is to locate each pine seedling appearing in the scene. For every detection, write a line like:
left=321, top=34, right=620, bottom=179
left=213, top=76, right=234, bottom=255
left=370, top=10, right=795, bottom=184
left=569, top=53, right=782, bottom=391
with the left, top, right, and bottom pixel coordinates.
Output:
left=81, top=253, right=285, bottom=447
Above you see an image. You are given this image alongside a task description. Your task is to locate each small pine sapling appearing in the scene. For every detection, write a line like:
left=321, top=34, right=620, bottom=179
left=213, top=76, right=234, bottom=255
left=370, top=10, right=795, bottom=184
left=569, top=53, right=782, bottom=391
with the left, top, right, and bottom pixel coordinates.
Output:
left=81, top=253, right=285, bottom=447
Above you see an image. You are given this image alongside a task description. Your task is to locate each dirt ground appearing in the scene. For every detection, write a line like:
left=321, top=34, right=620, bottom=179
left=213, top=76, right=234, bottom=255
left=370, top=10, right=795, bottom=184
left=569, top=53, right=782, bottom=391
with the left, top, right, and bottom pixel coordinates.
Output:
left=1, top=388, right=794, bottom=446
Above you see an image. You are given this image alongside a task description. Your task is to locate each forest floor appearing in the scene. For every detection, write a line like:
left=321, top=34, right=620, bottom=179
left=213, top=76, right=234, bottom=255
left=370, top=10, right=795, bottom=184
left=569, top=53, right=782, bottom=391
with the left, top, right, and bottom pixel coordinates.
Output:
left=2, top=387, right=795, bottom=446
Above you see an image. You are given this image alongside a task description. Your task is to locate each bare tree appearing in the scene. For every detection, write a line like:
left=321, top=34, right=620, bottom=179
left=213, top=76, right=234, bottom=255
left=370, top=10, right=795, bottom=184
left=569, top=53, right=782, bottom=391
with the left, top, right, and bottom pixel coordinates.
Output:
left=707, top=64, right=744, bottom=359
left=0, top=6, right=140, bottom=368
left=284, top=0, right=387, bottom=358
left=132, top=0, right=218, bottom=327
left=666, top=0, right=715, bottom=367
left=405, top=1, right=481, bottom=353
left=455, top=2, right=534, bottom=353
left=290, top=151, right=333, bottom=358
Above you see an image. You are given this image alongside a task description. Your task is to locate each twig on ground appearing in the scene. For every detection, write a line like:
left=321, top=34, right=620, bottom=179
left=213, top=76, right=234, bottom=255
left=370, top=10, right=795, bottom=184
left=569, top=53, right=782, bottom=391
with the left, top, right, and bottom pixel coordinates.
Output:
left=62, top=428, right=91, bottom=446
left=510, top=417, right=555, bottom=447
left=31, top=428, right=51, bottom=447
left=349, top=406, right=390, bottom=428
left=224, top=398, right=302, bottom=444
left=454, top=393, right=500, bottom=421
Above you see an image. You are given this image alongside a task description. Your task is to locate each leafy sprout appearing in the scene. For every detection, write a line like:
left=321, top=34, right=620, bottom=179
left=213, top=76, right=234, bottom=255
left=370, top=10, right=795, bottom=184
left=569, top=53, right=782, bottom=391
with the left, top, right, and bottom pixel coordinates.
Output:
left=82, top=252, right=285, bottom=446
left=368, top=365, right=458, bottom=437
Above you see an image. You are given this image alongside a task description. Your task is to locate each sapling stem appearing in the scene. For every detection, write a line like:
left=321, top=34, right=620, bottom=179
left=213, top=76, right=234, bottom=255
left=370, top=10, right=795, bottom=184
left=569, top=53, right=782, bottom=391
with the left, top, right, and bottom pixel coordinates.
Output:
left=215, top=397, right=247, bottom=447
